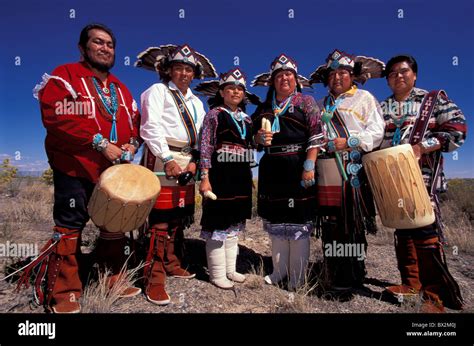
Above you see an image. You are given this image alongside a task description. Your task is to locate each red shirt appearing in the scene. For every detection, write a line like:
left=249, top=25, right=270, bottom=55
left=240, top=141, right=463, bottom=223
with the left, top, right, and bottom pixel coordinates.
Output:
left=39, top=62, right=141, bottom=182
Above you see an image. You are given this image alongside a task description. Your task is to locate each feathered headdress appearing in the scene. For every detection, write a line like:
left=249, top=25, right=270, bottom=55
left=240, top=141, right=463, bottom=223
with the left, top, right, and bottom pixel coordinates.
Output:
left=310, top=49, right=385, bottom=85
left=135, top=44, right=218, bottom=79
left=251, top=54, right=311, bottom=88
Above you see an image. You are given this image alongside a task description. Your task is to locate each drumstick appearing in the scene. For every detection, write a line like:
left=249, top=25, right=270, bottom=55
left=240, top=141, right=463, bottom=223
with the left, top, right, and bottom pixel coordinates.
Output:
left=204, top=190, right=217, bottom=200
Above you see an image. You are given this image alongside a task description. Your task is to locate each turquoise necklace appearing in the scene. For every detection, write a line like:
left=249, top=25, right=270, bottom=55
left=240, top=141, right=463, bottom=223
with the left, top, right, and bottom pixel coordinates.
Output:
left=322, top=96, right=342, bottom=139
left=391, top=100, right=406, bottom=146
left=221, top=107, right=247, bottom=140
left=271, top=91, right=293, bottom=133
left=93, top=77, right=119, bottom=143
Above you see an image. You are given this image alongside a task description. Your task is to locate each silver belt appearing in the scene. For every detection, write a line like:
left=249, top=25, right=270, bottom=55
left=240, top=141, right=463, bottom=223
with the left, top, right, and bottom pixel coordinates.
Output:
left=168, top=145, right=193, bottom=155
left=264, top=143, right=305, bottom=155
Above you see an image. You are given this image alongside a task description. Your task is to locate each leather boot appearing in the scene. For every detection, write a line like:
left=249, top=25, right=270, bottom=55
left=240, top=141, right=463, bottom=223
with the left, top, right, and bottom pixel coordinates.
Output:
left=225, top=236, right=246, bottom=283
left=288, top=238, right=310, bottom=291
left=95, top=230, right=141, bottom=298
left=206, top=239, right=234, bottom=289
left=264, top=235, right=289, bottom=285
left=386, top=232, right=422, bottom=297
left=164, top=227, right=195, bottom=279
left=145, top=229, right=170, bottom=305
left=48, top=227, right=82, bottom=313
left=414, top=236, right=463, bottom=311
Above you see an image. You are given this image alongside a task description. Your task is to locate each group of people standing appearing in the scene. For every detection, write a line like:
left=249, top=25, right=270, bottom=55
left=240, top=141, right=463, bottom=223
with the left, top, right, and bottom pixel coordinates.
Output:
left=24, top=23, right=466, bottom=314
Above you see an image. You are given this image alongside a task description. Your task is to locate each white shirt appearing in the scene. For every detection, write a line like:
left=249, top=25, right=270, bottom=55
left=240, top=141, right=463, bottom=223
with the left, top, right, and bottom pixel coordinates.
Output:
left=140, top=81, right=206, bottom=158
left=317, top=87, right=385, bottom=152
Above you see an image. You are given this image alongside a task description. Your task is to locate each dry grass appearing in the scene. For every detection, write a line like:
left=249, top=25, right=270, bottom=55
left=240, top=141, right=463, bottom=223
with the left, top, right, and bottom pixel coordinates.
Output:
left=0, top=177, right=473, bottom=314
left=0, top=180, right=52, bottom=226
left=81, top=260, right=143, bottom=313
left=441, top=200, right=474, bottom=253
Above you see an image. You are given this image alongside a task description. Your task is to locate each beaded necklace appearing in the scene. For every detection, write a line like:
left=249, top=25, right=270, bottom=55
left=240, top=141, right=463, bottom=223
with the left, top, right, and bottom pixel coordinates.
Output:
left=271, top=91, right=293, bottom=133
left=390, top=100, right=407, bottom=146
left=220, top=107, right=247, bottom=140
left=92, top=77, right=119, bottom=143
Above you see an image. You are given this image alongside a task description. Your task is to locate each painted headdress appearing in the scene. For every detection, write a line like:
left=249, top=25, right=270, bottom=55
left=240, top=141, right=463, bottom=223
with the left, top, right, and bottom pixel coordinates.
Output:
left=135, top=44, right=218, bottom=79
left=251, top=54, right=311, bottom=88
left=195, top=67, right=261, bottom=106
left=310, top=49, right=385, bottom=85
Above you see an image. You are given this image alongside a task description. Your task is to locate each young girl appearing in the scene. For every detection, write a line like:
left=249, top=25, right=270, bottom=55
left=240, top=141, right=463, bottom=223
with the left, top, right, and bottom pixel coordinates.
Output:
left=196, top=68, right=257, bottom=289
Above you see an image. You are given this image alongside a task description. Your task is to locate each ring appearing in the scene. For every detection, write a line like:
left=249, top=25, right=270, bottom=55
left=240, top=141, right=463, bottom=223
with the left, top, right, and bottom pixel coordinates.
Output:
left=113, top=158, right=121, bottom=165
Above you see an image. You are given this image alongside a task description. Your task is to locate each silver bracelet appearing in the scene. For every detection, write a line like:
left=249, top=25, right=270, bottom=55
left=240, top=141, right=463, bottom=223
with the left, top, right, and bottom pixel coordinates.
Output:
left=129, top=137, right=140, bottom=150
left=162, top=155, right=174, bottom=164
left=95, top=138, right=109, bottom=152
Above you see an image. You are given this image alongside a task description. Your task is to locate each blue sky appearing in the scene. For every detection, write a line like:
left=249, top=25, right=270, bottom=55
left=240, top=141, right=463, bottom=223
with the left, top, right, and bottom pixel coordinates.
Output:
left=0, top=0, right=473, bottom=177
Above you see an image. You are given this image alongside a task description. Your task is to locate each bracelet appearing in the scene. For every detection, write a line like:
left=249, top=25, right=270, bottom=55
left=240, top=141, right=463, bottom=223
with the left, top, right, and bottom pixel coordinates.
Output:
left=303, top=159, right=315, bottom=172
left=129, top=137, right=140, bottom=150
left=92, top=133, right=103, bottom=147
left=162, top=155, right=174, bottom=164
left=420, top=137, right=440, bottom=151
left=327, top=140, right=336, bottom=152
left=92, top=134, right=109, bottom=152
left=200, top=171, right=209, bottom=179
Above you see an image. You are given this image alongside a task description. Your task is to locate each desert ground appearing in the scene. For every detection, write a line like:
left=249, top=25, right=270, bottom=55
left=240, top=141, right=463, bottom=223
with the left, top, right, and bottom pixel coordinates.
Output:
left=0, top=178, right=472, bottom=314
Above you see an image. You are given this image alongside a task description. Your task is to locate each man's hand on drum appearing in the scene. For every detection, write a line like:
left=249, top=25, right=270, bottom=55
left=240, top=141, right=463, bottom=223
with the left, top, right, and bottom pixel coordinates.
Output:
left=102, top=143, right=123, bottom=164
left=164, top=160, right=182, bottom=178
left=412, top=144, right=423, bottom=160
left=255, top=128, right=273, bottom=146
left=185, top=162, right=197, bottom=176
left=301, top=169, right=315, bottom=189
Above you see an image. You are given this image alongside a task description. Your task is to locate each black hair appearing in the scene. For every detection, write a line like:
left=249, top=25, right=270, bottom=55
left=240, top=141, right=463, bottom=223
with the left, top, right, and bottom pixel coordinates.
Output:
left=385, top=55, right=418, bottom=79
left=79, top=23, right=116, bottom=50
left=208, top=85, right=247, bottom=112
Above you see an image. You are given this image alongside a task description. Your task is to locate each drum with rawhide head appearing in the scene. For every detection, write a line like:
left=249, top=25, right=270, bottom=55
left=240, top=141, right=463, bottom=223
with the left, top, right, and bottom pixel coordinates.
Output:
left=362, top=144, right=435, bottom=229
left=88, top=164, right=161, bottom=233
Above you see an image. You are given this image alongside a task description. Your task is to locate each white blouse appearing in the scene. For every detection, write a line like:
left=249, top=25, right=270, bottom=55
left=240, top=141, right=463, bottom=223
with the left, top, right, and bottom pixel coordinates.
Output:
left=140, top=81, right=206, bottom=159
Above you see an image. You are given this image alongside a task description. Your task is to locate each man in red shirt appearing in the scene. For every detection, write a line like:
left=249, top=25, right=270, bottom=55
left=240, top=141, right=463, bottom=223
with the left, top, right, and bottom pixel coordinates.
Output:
left=27, top=23, right=141, bottom=313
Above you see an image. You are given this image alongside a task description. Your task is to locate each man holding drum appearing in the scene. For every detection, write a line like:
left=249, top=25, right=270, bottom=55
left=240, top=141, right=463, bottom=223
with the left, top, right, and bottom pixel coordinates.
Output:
left=380, top=55, right=467, bottom=312
left=28, top=23, right=142, bottom=313
left=137, top=44, right=217, bottom=305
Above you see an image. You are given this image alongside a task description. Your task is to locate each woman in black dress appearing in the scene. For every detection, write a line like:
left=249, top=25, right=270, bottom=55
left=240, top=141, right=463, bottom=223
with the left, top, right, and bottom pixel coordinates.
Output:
left=252, top=54, right=324, bottom=290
